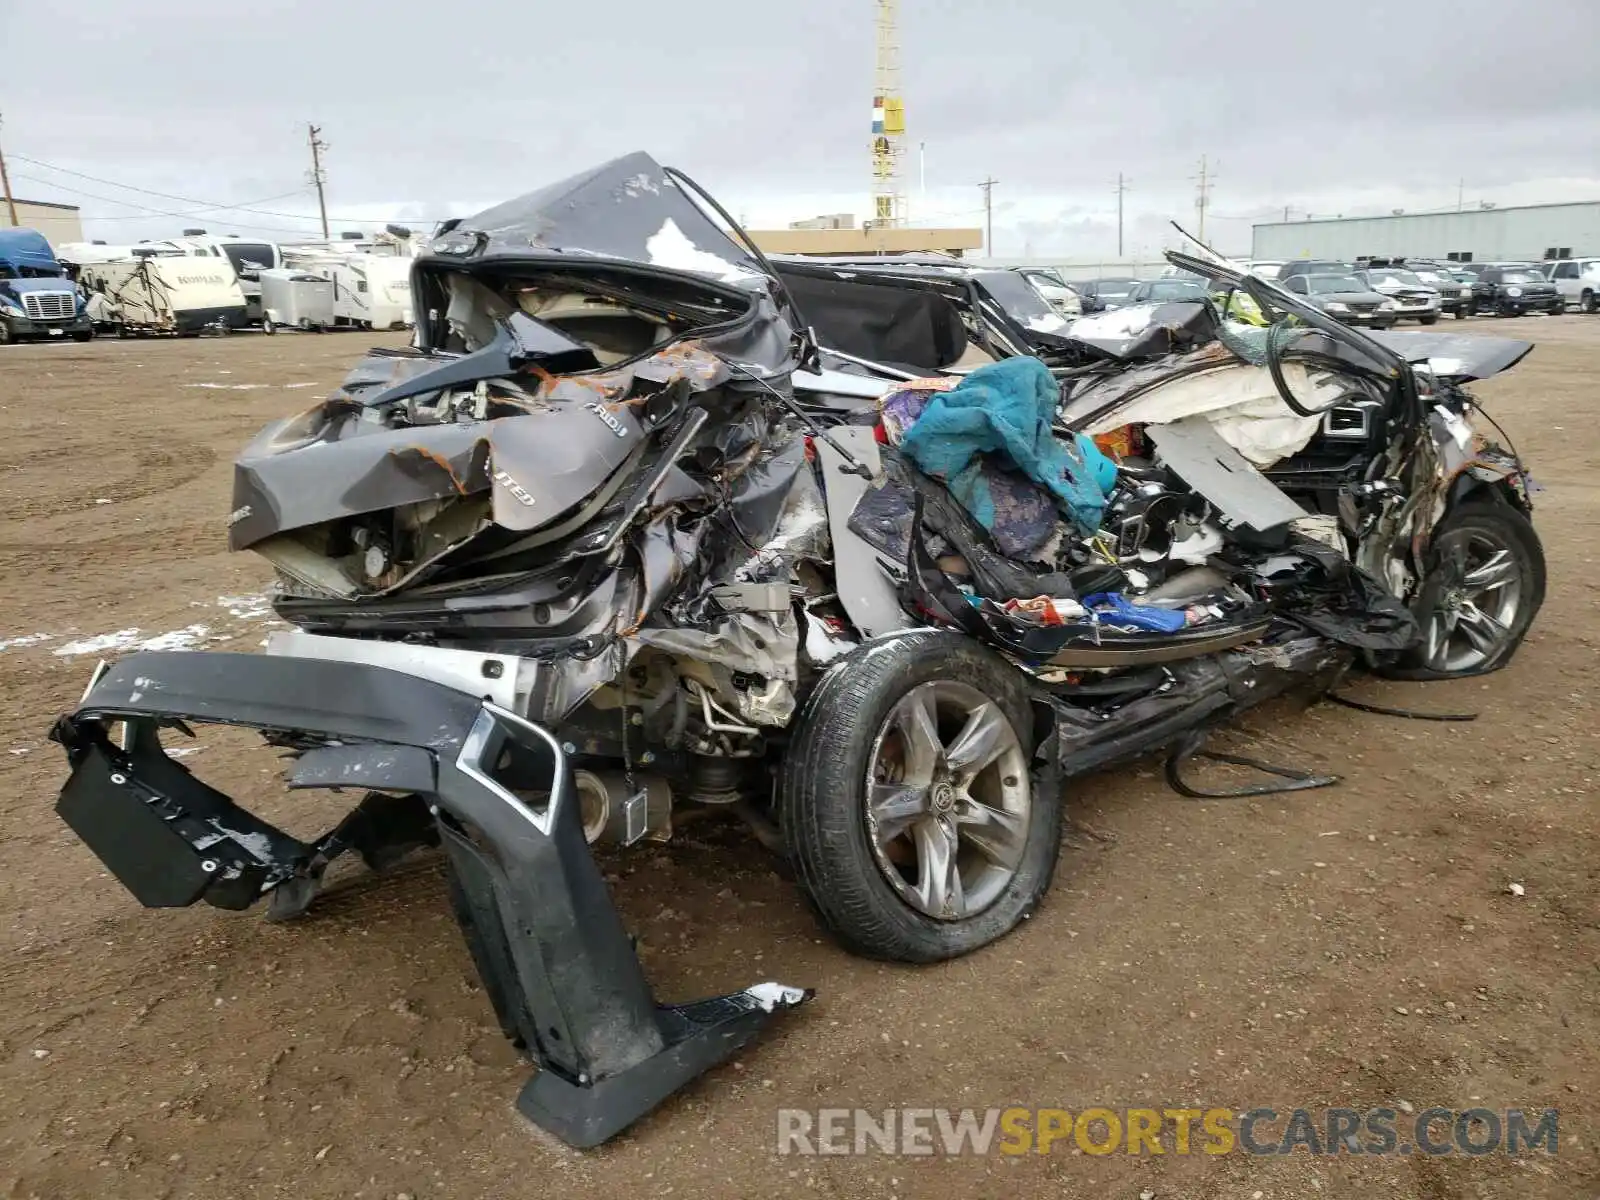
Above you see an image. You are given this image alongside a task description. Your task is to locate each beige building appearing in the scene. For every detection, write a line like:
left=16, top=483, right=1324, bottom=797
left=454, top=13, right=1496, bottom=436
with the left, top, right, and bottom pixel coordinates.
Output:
left=745, top=216, right=982, bottom=257
left=3, top=198, right=84, bottom=246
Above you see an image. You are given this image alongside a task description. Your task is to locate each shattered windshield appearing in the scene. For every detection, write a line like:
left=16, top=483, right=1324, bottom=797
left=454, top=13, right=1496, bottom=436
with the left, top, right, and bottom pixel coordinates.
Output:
left=978, top=269, right=1070, bottom=333
left=1309, top=274, right=1366, bottom=294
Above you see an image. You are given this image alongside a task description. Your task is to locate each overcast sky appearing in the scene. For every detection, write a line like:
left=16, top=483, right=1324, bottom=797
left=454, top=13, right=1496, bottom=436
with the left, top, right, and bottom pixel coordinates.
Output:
left=4, top=0, right=1597, bottom=258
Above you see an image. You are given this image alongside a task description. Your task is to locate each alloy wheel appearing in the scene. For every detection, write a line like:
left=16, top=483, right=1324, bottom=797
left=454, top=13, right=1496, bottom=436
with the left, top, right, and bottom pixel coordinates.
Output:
left=863, top=681, right=1031, bottom=921
left=1420, top=530, right=1525, bottom=672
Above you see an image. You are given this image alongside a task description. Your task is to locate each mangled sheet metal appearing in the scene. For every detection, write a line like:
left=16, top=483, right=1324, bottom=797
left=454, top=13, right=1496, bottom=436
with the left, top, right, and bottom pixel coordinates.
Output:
left=443, top=152, right=767, bottom=283
left=42, top=169, right=1550, bottom=1154
left=426, top=151, right=794, bottom=379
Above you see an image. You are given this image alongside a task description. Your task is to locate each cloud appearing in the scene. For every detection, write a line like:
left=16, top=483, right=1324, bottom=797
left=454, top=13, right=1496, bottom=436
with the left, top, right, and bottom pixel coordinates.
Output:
left=5, top=0, right=1596, bottom=255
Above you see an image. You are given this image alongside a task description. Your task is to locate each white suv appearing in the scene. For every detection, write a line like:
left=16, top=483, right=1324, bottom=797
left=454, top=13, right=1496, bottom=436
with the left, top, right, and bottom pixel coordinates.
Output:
left=1543, top=259, right=1600, bottom=313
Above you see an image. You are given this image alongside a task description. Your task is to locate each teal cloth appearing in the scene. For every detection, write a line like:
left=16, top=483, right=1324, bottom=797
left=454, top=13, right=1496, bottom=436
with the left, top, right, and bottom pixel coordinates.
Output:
left=899, top=356, right=1117, bottom=537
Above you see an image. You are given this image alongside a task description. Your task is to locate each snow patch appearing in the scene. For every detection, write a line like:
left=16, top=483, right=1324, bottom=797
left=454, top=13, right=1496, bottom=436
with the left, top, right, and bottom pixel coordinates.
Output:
left=52, top=623, right=217, bottom=657
left=135, top=624, right=211, bottom=651
left=184, top=383, right=272, bottom=391
left=622, top=172, right=661, bottom=197
left=645, top=218, right=759, bottom=284
left=217, top=593, right=272, bottom=620
left=53, top=629, right=141, bottom=657
left=0, top=633, right=54, bottom=652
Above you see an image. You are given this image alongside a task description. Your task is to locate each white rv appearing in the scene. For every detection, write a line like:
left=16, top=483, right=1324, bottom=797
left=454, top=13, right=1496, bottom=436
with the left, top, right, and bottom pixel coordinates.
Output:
left=330, top=253, right=413, bottom=329
left=158, top=235, right=282, bottom=321
left=280, top=245, right=414, bottom=330
left=76, top=256, right=247, bottom=335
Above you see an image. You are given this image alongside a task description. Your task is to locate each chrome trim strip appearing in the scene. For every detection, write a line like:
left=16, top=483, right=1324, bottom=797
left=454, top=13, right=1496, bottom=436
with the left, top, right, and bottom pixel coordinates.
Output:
left=454, top=702, right=570, bottom=835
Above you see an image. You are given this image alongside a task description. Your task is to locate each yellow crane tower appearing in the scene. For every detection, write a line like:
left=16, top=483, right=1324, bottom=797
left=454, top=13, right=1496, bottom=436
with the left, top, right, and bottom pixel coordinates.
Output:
left=870, top=0, right=906, bottom=228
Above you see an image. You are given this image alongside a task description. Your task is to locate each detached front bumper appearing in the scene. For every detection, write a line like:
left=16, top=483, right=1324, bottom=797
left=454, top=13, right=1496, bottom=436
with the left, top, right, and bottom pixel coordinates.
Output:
left=51, top=650, right=808, bottom=1147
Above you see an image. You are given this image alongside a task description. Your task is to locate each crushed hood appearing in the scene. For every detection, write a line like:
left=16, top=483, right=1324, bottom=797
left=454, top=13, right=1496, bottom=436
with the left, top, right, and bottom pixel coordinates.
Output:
left=1368, top=330, right=1534, bottom=381
left=430, top=152, right=768, bottom=288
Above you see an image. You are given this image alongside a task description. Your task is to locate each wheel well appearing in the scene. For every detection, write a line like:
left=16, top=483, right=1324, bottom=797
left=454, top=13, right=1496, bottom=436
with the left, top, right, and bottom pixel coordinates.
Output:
left=1446, top=471, right=1531, bottom=519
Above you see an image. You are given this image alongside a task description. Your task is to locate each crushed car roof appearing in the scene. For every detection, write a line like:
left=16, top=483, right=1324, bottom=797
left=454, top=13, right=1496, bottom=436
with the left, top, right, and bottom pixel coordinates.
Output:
left=427, top=151, right=769, bottom=288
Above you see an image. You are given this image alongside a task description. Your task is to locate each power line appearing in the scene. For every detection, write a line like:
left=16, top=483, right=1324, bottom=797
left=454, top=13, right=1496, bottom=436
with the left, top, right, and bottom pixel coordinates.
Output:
left=9, top=172, right=314, bottom=222
left=10, top=152, right=445, bottom=225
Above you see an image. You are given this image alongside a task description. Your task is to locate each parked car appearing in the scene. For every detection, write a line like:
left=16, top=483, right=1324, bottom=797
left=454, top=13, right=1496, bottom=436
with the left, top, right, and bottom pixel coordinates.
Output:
left=1242, top=259, right=1286, bottom=279
left=1280, top=271, right=1398, bottom=328
left=1356, top=267, right=1442, bottom=325
left=1077, top=277, right=1139, bottom=313
left=1011, top=267, right=1082, bottom=318
left=1277, top=259, right=1354, bottom=283
left=1542, top=258, right=1600, bottom=313
left=1210, top=279, right=1268, bottom=325
left=1407, top=266, right=1473, bottom=318
left=1467, top=266, right=1564, bottom=317
left=1126, top=277, right=1209, bottom=304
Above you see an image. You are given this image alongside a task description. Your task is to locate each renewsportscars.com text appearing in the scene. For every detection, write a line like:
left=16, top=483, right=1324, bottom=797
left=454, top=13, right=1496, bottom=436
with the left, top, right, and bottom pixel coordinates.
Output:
left=776, top=1106, right=1558, bottom=1158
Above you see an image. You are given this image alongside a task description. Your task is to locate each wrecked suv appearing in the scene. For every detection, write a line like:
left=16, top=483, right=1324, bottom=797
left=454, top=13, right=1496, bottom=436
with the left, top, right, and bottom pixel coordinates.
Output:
left=50, top=153, right=1545, bottom=1147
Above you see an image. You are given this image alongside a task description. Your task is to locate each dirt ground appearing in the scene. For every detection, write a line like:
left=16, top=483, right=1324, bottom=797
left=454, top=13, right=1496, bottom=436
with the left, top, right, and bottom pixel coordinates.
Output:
left=0, top=318, right=1596, bottom=1200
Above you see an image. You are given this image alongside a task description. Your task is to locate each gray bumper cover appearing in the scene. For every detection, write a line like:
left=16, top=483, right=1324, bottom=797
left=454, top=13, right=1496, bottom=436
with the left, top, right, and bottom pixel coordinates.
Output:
left=50, top=650, right=808, bottom=1147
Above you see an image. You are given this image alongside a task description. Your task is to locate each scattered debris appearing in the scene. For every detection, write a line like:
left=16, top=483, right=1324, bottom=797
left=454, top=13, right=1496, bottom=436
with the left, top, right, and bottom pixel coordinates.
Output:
left=1507, top=882, right=1526, bottom=897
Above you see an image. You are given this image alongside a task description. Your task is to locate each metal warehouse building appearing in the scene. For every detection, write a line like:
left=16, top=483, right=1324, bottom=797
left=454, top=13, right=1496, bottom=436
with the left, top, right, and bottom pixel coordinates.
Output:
left=1251, top=201, right=1600, bottom=264
left=3, top=198, right=84, bottom=246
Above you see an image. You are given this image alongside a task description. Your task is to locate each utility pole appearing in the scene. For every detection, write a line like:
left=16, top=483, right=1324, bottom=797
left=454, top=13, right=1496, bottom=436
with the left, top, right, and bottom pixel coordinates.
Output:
left=307, top=122, right=330, bottom=239
left=1283, top=205, right=1290, bottom=222
left=1114, top=173, right=1130, bottom=257
left=1193, top=155, right=1214, bottom=243
left=979, top=177, right=998, bottom=258
left=0, top=113, right=18, bottom=227
left=1457, top=178, right=1464, bottom=213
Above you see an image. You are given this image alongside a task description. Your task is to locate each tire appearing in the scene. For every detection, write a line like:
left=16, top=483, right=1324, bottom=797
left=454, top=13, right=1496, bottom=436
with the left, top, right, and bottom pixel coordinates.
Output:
left=261, top=316, right=276, bottom=335
left=1583, top=290, right=1597, bottom=315
left=0, top=322, right=11, bottom=346
left=1403, top=500, right=1545, bottom=677
left=1453, top=307, right=1467, bottom=320
left=781, top=630, right=1061, bottom=963
left=1420, top=315, right=1439, bottom=326
left=1552, top=300, right=1567, bottom=316
left=72, top=329, right=93, bottom=342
